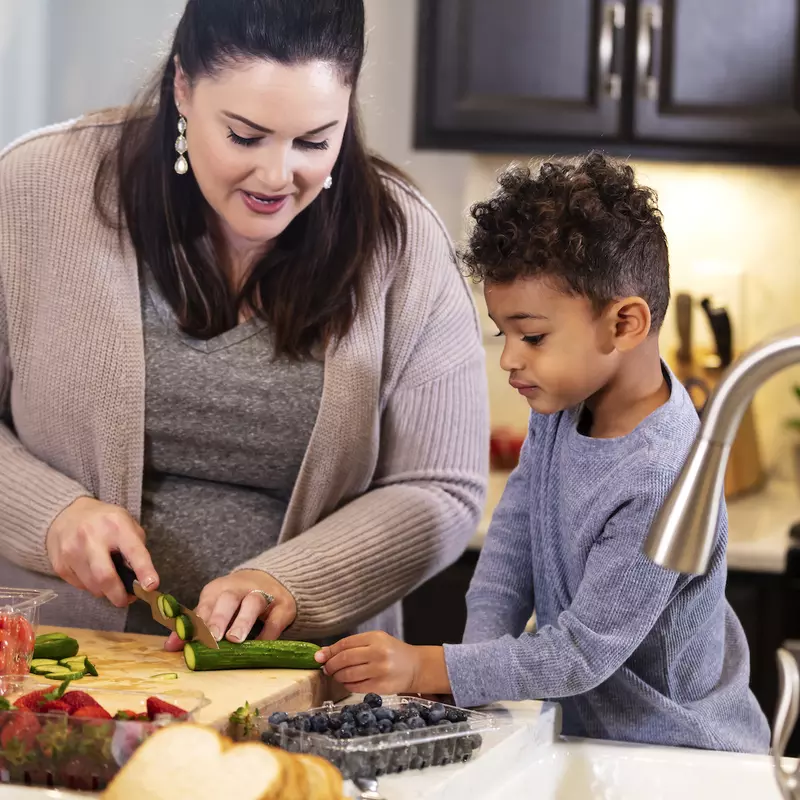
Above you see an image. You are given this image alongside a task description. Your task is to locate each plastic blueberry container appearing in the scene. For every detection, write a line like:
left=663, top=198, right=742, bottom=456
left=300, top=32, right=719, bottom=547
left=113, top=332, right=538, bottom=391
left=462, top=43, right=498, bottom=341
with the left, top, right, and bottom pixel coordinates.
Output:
left=0, top=675, right=208, bottom=792
left=0, top=588, right=57, bottom=676
left=249, top=695, right=505, bottom=781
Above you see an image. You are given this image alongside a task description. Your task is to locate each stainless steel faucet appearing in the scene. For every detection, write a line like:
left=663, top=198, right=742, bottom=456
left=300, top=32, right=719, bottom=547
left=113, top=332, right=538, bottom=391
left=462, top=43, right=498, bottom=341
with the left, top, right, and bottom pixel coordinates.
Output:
left=643, top=326, right=800, bottom=799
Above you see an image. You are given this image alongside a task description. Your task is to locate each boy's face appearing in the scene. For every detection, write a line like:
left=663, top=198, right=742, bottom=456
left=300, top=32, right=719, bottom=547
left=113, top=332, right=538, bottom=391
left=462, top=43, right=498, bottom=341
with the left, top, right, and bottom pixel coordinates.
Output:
left=485, top=276, right=619, bottom=415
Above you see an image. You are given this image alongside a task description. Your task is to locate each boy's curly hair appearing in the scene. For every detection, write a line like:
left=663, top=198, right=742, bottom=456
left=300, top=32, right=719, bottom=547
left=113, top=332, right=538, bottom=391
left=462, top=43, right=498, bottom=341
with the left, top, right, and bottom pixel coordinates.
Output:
left=461, top=152, right=670, bottom=330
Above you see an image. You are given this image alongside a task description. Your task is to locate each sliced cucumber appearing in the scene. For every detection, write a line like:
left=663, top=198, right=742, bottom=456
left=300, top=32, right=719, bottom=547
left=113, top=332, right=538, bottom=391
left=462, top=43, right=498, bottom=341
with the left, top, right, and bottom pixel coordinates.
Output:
left=160, top=594, right=181, bottom=618
left=44, top=669, right=84, bottom=681
left=150, top=672, right=178, bottom=680
left=31, top=665, right=60, bottom=675
left=175, top=615, right=194, bottom=641
left=41, top=665, right=80, bottom=678
left=85, top=658, right=98, bottom=677
left=30, top=658, right=59, bottom=668
left=60, top=657, right=86, bottom=668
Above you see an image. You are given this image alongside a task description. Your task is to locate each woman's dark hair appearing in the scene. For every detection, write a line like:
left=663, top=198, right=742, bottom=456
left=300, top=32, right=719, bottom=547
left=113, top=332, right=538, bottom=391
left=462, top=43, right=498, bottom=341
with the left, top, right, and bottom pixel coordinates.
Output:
left=96, top=0, right=408, bottom=357
left=461, top=152, right=670, bottom=331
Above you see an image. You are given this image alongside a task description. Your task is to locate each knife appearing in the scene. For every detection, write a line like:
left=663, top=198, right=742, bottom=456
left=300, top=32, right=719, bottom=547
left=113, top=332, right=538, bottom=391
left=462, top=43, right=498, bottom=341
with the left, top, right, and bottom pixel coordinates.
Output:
left=111, top=552, right=219, bottom=649
left=675, top=293, right=693, bottom=364
left=700, top=297, right=733, bottom=369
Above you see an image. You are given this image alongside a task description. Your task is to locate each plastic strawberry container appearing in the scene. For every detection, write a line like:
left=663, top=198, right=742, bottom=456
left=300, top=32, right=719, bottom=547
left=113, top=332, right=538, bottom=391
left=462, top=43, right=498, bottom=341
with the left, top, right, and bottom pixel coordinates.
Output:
left=242, top=695, right=506, bottom=781
left=0, top=675, right=208, bottom=792
left=0, top=588, right=57, bottom=677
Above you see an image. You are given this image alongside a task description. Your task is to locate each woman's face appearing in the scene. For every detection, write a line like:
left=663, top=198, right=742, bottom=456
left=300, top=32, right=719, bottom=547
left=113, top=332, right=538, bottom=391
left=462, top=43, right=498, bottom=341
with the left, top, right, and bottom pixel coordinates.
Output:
left=175, top=58, right=351, bottom=260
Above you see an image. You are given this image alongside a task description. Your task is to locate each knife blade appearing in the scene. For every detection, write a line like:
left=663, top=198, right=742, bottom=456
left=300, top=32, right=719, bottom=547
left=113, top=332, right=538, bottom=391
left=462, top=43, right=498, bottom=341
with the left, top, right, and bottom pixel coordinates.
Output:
left=111, top=552, right=219, bottom=649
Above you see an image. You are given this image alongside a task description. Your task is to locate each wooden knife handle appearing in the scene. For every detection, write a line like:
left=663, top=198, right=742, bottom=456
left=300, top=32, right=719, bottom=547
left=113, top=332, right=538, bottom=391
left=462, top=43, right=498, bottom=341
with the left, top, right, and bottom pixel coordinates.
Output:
left=111, top=551, right=137, bottom=595
left=676, top=293, right=692, bottom=364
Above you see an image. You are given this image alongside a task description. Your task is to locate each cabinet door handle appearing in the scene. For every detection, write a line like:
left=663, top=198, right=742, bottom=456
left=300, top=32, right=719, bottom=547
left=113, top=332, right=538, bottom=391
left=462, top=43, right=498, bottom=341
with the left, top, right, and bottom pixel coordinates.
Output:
left=636, top=2, right=663, bottom=100
left=599, top=1, right=626, bottom=99
left=774, top=643, right=800, bottom=798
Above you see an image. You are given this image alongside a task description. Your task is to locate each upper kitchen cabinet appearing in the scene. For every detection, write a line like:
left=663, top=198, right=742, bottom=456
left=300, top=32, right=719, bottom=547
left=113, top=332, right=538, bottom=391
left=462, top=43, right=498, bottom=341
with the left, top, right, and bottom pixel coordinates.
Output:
left=416, top=0, right=628, bottom=146
left=415, top=0, right=800, bottom=161
left=634, top=0, right=800, bottom=146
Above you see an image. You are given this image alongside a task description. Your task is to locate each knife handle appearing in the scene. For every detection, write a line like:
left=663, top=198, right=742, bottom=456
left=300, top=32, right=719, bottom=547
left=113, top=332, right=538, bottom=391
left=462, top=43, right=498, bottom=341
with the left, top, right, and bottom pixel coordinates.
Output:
left=111, top=551, right=137, bottom=595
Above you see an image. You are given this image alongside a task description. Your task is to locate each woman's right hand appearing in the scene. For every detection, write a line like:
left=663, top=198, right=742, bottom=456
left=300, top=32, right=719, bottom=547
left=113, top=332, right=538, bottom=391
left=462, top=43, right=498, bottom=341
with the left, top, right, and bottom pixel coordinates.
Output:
left=46, top=497, right=159, bottom=607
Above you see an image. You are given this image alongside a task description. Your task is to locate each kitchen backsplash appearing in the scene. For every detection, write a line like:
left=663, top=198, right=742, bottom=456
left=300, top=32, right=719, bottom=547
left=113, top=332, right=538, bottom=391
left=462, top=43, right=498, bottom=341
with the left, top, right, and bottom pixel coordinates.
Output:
left=466, top=155, right=800, bottom=476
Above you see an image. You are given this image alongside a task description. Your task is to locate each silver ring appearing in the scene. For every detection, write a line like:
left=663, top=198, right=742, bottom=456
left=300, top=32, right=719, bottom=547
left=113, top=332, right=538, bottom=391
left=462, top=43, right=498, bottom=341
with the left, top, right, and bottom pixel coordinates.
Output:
left=247, top=589, right=274, bottom=608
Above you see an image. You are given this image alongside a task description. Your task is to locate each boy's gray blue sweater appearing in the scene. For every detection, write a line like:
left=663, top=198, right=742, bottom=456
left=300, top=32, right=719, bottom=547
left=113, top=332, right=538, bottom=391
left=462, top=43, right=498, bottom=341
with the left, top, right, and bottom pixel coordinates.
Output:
left=444, top=367, right=770, bottom=752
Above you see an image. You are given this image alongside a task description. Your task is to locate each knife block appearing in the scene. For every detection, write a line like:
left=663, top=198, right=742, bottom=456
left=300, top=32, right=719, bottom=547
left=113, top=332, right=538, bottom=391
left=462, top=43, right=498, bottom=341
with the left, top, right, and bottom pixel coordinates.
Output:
left=669, top=350, right=765, bottom=500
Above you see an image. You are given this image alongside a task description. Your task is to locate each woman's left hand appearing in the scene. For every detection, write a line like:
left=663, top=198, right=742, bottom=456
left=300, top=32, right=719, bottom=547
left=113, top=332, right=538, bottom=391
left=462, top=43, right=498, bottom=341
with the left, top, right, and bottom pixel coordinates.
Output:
left=163, top=569, right=297, bottom=651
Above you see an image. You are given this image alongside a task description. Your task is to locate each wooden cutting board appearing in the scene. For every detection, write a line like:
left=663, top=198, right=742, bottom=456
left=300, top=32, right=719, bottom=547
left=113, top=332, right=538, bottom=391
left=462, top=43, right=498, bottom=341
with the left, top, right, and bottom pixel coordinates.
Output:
left=38, top=626, right=346, bottom=729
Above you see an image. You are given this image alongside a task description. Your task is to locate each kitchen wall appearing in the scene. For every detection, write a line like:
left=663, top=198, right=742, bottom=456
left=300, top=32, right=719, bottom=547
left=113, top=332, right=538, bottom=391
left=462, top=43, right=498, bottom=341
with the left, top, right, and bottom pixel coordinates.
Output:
left=470, top=156, right=800, bottom=476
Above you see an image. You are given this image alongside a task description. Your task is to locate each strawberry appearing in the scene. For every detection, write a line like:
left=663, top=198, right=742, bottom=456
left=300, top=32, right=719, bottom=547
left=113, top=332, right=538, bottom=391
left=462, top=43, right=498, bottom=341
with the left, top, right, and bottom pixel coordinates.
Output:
left=113, top=709, right=140, bottom=721
left=71, top=705, right=112, bottom=721
left=146, top=696, right=187, bottom=720
left=40, top=699, right=71, bottom=715
left=13, top=687, right=53, bottom=712
left=0, top=711, right=40, bottom=749
left=61, top=691, right=102, bottom=714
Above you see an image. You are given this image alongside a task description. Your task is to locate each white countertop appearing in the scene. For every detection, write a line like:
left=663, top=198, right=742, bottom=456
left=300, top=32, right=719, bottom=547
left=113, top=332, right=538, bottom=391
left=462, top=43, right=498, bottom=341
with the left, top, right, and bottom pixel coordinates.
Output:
left=469, top=473, right=800, bottom=574
left=349, top=701, right=794, bottom=800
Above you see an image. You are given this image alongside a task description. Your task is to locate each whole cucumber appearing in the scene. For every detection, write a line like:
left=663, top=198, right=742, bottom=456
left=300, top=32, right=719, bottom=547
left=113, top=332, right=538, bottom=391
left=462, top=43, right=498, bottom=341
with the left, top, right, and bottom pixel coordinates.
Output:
left=184, top=640, right=321, bottom=671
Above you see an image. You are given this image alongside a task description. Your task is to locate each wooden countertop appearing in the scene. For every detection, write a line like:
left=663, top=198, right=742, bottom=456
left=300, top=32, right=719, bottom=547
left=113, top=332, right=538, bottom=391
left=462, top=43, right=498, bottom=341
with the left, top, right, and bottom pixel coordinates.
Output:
left=39, top=625, right=345, bottom=728
left=469, top=474, right=800, bottom=574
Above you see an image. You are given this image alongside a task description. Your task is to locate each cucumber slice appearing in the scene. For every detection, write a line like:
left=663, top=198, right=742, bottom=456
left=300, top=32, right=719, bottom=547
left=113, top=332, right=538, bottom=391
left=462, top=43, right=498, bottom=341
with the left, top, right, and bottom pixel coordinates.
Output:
left=150, top=672, right=178, bottom=680
left=31, top=665, right=60, bottom=675
left=175, top=615, right=194, bottom=641
left=60, top=657, right=87, bottom=668
left=45, top=669, right=84, bottom=681
left=85, top=658, right=99, bottom=677
left=160, top=594, right=181, bottom=619
left=30, top=658, right=59, bottom=667
left=41, top=665, right=76, bottom=678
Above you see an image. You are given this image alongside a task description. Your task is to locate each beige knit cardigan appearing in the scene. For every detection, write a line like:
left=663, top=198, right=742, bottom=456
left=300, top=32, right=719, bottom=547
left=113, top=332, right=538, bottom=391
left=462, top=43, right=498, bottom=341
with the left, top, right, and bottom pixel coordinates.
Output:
left=0, top=112, right=489, bottom=639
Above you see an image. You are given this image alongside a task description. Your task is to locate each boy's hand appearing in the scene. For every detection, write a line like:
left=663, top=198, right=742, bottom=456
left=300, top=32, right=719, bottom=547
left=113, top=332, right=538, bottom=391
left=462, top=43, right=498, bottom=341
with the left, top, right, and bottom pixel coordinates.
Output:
left=315, top=632, right=452, bottom=696
left=315, top=632, right=422, bottom=694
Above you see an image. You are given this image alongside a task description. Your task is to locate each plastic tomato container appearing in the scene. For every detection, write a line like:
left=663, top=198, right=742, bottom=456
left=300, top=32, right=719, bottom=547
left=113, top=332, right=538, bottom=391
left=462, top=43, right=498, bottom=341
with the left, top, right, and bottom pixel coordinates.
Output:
left=0, top=675, right=208, bottom=792
left=0, top=588, right=56, bottom=677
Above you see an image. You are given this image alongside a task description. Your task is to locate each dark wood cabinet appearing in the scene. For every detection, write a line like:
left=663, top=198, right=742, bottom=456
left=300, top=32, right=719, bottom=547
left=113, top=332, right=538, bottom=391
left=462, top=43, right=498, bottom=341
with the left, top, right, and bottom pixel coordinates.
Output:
left=415, top=0, right=800, bottom=161
left=418, top=0, right=625, bottom=141
left=634, top=0, right=800, bottom=145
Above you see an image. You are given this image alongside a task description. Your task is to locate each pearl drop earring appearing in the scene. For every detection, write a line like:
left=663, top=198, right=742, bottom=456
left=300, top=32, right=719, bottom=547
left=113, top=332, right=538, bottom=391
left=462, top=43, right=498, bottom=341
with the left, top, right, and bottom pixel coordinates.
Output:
left=323, top=175, right=333, bottom=190
left=175, top=114, right=189, bottom=175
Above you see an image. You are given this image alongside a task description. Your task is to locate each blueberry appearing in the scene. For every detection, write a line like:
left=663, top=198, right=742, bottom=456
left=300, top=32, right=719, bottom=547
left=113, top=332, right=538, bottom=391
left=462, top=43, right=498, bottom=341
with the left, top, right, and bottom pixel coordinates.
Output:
left=356, top=709, right=376, bottom=727
left=392, top=722, right=409, bottom=733
left=310, top=714, right=329, bottom=733
left=437, top=719, right=452, bottom=726
left=446, top=708, right=463, bottom=723
left=327, top=712, right=343, bottom=730
left=364, top=692, right=383, bottom=708
left=427, top=704, right=446, bottom=724
left=260, top=731, right=277, bottom=746
left=338, top=725, right=354, bottom=740
left=374, top=707, right=395, bottom=722
left=469, top=733, right=483, bottom=750
left=293, top=715, right=312, bottom=732
left=355, top=702, right=371, bottom=715
left=409, top=755, right=424, bottom=770
left=377, top=718, right=393, bottom=734
left=268, top=711, right=289, bottom=726
left=365, top=725, right=380, bottom=736
left=340, top=710, right=355, bottom=726
left=408, top=716, right=426, bottom=730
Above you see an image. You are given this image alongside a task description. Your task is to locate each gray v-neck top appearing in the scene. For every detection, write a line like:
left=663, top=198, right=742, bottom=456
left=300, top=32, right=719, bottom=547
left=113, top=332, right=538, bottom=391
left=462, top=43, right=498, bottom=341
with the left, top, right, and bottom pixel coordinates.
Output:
left=125, top=271, right=324, bottom=634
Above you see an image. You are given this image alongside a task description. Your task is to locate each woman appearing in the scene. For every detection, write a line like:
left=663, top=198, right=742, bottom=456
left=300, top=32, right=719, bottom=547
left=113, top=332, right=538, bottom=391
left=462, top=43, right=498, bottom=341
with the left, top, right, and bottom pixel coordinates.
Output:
left=0, top=0, right=488, bottom=646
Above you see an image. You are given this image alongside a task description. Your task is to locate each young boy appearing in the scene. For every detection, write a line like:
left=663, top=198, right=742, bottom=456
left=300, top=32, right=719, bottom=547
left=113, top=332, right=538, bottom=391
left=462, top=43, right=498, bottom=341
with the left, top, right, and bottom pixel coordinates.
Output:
left=316, top=153, right=770, bottom=753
